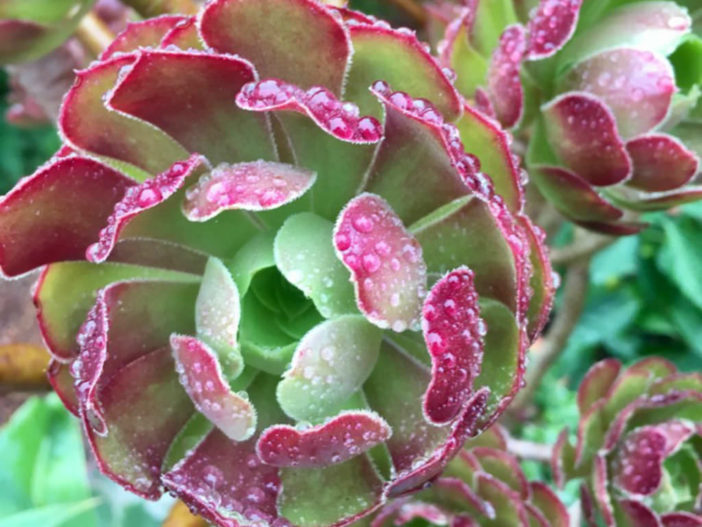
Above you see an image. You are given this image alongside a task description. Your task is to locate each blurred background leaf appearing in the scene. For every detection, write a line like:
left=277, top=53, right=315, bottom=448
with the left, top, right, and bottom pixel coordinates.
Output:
left=0, top=70, right=60, bottom=194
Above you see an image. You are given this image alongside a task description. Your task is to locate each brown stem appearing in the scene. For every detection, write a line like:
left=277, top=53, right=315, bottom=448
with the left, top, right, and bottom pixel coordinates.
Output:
left=387, top=0, right=427, bottom=25
left=122, top=0, right=199, bottom=17
left=550, top=232, right=616, bottom=266
left=511, top=258, right=591, bottom=413
left=0, top=343, right=51, bottom=393
left=506, top=436, right=552, bottom=462
left=75, top=12, right=115, bottom=57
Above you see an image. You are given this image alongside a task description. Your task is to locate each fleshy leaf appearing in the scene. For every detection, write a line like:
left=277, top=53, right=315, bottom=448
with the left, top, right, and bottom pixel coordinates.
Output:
left=35, top=261, right=195, bottom=360
left=108, top=238, right=208, bottom=275
left=344, top=23, right=462, bottom=120
left=521, top=216, right=555, bottom=340
left=474, top=474, right=529, bottom=526
left=529, top=481, right=570, bottom=527
left=160, top=17, right=204, bottom=49
left=195, top=257, right=243, bottom=380
left=561, top=49, right=676, bottom=138
left=616, top=500, right=659, bottom=527
left=0, top=156, right=133, bottom=277
left=101, top=16, right=188, bottom=59
left=86, top=154, right=205, bottom=263
left=84, top=347, right=194, bottom=499
left=412, top=195, right=520, bottom=314
left=162, top=376, right=284, bottom=527
left=542, top=93, right=631, bottom=187
left=256, top=410, right=390, bottom=467
left=171, top=335, right=256, bottom=441
left=526, top=0, right=582, bottom=59
left=662, top=513, right=702, bottom=526
left=236, top=79, right=382, bottom=220
left=365, top=84, right=472, bottom=225
left=472, top=298, right=522, bottom=426
left=626, top=134, right=700, bottom=192
left=108, top=49, right=276, bottom=166
left=614, top=427, right=667, bottom=495
left=163, top=430, right=280, bottom=526
left=47, top=359, right=78, bottom=416
left=278, top=455, right=384, bottom=527
left=236, top=79, right=382, bottom=144
left=334, top=193, right=427, bottom=332
left=199, top=0, right=351, bottom=95
left=559, top=1, right=692, bottom=68
left=454, top=103, right=524, bottom=213
left=472, top=447, right=529, bottom=498
left=276, top=316, right=382, bottom=422
left=0, top=19, right=46, bottom=64
left=422, top=267, right=485, bottom=424
left=59, top=55, right=189, bottom=175
left=531, top=165, right=624, bottom=223
left=487, top=24, right=526, bottom=128
left=75, top=279, right=198, bottom=437
left=274, top=212, right=356, bottom=318
left=182, top=160, right=316, bottom=221
left=439, top=9, right=489, bottom=99
left=606, top=185, right=702, bottom=212
left=578, top=358, right=622, bottom=414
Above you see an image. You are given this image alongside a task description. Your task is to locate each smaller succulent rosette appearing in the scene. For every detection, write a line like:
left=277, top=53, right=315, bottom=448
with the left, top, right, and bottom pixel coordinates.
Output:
left=0, top=0, right=95, bottom=64
left=0, top=1, right=554, bottom=525
left=437, top=0, right=702, bottom=234
left=371, top=424, right=570, bottom=527
left=526, top=0, right=702, bottom=234
left=552, top=358, right=702, bottom=526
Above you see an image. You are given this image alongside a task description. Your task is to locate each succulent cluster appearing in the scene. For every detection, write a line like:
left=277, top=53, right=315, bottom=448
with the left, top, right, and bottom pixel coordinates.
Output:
left=553, top=358, right=702, bottom=525
left=435, top=0, right=702, bottom=234
left=0, top=0, right=554, bottom=525
left=372, top=424, right=570, bottom=527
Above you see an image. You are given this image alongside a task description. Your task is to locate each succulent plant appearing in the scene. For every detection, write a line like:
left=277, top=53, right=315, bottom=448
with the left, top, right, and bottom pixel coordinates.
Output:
left=0, top=0, right=95, bottom=64
left=437, top=0, right=702, bottom=234
left=371, top=424, right=570, bottom=527
left=0, top=0, right=553, bottom=525
left=553, top=358, right=702, bottom=526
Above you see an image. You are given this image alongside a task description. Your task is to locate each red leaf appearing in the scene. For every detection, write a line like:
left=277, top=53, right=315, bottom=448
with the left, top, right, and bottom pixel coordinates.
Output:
left=626, top=135, right=699, bottom=192
left=86, top=154, right=205, bottom=263
left=487, top=25, right=526, bottom=128
left=237, top=79, right=382, bottom=143
left=182, top=160, right=316, bottom=221
left=334, top=193, right=427, bottom=332
left=171, top=335, right=256, bottom=441
left=526, top=0, right=582, bottom=60
left=256, top=411, right=391, bottom=467
left=101, top=16, right=188, bottom=59
left=422, top=267, right=484, bottom=424
left=562, top=49, right=675, bottom=139
left=200, top=0, right=351, bottom=95
left=542, top=93, right=632, bottom=187
left=0, top=156, right=133, bottom=277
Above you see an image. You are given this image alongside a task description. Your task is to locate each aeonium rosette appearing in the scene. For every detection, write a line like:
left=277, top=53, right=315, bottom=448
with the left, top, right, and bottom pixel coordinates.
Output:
left=552, top=358, right=702, bottom=526
left=437, top=0, right=702, bottom=235
left=0, top=1, right=553, bottom=525
left=371, top=424, right=570, bottom=527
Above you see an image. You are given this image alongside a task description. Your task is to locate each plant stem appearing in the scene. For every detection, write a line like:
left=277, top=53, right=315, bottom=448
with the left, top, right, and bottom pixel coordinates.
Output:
left=510, top=257, right=591, bottom=414
left=388, top=0, right=427, bottom=25
left=75, top=12, right=115, bottom=57
left=551, top=231, right=616, bottom=266
left=506, top=436, right=552, bottom=462
left=122, top=0, right=199, bottom=17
